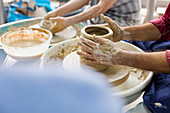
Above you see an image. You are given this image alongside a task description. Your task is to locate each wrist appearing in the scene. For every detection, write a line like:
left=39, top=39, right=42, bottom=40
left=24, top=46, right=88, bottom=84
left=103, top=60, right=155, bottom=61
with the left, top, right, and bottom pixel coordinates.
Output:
left=50, top=10, right=60, bottom=17
left=66, top=17, right=77, bottom=26
left=121, top=27, right=132, bottom=40
left=111, top=50, right=128, bottom=65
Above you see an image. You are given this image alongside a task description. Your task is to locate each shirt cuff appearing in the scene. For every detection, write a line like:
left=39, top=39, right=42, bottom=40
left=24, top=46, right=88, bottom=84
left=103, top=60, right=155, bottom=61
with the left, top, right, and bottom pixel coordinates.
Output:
left=150, top=17, right=169, bottom=41
left=150, top=17, right=165, bottom=36
left=166, top=50, right=170, bottom=65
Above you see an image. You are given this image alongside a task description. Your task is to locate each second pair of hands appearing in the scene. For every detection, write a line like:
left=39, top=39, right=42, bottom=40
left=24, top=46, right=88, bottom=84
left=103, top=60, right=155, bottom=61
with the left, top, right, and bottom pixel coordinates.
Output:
left=43, top=11, right=70, bottom=33
left=77, top=15, right=126, bottom=66
left=44, top=13, right=125, bottom=66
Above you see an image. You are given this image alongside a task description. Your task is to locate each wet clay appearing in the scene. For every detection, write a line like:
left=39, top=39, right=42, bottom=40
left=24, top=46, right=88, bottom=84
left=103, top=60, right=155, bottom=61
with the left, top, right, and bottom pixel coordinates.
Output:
left=63, top=51, right=130, bottom=85
left=80, top=25, right=113, bottom=71
left=85, top=27, right=109, bottom=36
left=40, top=20, right=53, bottom=30
left=7, top=39, right=43, bottom=48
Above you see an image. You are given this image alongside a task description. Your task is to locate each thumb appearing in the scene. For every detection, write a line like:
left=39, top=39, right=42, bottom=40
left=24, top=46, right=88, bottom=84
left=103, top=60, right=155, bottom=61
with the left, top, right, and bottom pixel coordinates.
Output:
left=43, top=15, right=49, bottom=20
left=100, top=23, right=109, bottom=27
left=100, top=14, right=121, bottom=33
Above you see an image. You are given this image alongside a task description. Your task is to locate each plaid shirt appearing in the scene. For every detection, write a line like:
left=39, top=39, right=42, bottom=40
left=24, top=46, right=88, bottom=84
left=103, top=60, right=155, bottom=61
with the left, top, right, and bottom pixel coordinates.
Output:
left=150, top=3, right=170, bottom=64
left=90, top=0, right=142, bottom=26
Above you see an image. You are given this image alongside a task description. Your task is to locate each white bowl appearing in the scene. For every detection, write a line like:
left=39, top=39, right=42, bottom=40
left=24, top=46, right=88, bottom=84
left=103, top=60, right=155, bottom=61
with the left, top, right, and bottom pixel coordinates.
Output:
left=0, top=28, right=52, bottom=61
left=40, top=38, right=153, bottom=104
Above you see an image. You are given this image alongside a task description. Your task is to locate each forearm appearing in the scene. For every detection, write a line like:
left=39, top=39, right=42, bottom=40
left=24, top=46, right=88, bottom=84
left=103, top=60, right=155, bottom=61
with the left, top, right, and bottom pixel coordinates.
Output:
left=67, top=0, right=116, bottom=25
left=53, top=0, right=89, bottom=17
left=67, top=6, right=103, bottom=24
left=114, top=50, right=170, bottom=73
left=122, top=23, right=162, bottom=41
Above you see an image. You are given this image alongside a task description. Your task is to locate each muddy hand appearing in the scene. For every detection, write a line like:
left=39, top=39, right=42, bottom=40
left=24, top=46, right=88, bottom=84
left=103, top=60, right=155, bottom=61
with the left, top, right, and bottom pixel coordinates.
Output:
left=43, top=10, right=59, bottom=20
left=77, top=35, right=121, bottom=65
left=101, top=14, right=124, bottom=42
left=49, top=16, right=69, bottom=33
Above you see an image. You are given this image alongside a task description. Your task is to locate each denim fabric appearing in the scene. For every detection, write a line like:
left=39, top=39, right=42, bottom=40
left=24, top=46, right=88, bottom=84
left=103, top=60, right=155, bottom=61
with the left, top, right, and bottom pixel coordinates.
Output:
left=131, top=40, right=170, bottom=113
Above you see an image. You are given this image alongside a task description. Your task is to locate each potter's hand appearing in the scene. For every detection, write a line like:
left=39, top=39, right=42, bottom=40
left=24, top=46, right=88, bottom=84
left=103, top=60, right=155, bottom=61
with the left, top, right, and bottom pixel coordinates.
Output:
left=77, top=36, right=121, bottom=65
left=43, top=10, right=59, bottom=20
left=101, top=14, right=124, bottom=42
left=49, top=17, right=70, bottom=33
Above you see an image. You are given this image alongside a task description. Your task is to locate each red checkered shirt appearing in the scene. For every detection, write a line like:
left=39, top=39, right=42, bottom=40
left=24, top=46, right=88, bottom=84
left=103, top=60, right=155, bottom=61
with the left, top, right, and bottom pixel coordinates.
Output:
left=150, top=3, right=170, bottom=65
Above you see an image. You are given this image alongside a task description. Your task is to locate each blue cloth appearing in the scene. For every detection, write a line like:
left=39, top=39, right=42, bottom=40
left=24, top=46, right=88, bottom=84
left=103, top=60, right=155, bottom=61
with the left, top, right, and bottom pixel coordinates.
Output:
left=0, top=69, right=123, bottom=113
left=8, top=0, right=53, bottom=22
left=132, top=40, right=170, bottom=52
left=8, top=1, right=32, bottom=22
left=131, top=40, right=170, bottom=113
left=34, top=0, right=53, bottom=12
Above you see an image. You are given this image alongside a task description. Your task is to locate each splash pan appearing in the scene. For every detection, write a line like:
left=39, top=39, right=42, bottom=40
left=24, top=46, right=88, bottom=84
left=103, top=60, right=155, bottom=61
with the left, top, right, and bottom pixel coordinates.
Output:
left=40, top=38, right=153, bottom=103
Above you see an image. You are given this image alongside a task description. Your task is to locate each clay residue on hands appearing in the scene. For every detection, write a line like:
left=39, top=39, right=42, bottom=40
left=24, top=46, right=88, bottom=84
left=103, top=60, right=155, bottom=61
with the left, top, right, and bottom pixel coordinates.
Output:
left=98, top=43, right=120, bottom=56
left=40, top=20, right=54, bottom=30
left=100, top=14, right=124, bottom=42
left=92, top=40, right=120, bottom=65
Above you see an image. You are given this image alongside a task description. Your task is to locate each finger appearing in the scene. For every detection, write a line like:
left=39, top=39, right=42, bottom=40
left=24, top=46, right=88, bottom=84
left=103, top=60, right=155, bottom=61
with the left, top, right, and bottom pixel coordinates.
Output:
left=43, top=11, right=57, bottom=20
left=50, top=27, right=58, bottom=33
left=43, top=14, right=50, bottom=20
left=80, top=37, right=97, bottom=49
left=43, top=16, right=48, bottom=20
left=43, top=14, right=52, bottom=20
left=101, top=14, right=113, bottom=24
left=92, top=35, right=106, bottom=44
left=77, top=42, right=93, bottom=53
left=44, top=15, right=52, bottom=20
left=49, top=17, right=58, bottom=23
left=77, top=51, right=95, bottom=60
left=100, top=23, right=109, bottom=27
left=50, top=27, right=61, bottom=33
left=82, top=58, right=98, bottom=64
left=101, top=14, right=120, bottom=31
left=50, top=24, right=66, bottom=33
left=93, top=55, right=111, bottom=65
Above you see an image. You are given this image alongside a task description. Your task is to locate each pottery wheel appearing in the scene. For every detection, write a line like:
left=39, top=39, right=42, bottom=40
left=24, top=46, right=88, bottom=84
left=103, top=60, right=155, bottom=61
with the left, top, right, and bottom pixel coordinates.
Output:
left=63, top=51, right=130, bottom=84
left=29, top=24, right=77, bottom=43
left=51, top=26, right=77, bottom=43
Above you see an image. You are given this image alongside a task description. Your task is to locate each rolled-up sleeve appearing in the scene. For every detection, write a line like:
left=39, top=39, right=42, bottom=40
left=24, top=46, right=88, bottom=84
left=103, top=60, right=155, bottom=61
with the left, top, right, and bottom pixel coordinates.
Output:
left=150, top=3, right=170, bottom=41
left=150, top=3, right=170, bottom=65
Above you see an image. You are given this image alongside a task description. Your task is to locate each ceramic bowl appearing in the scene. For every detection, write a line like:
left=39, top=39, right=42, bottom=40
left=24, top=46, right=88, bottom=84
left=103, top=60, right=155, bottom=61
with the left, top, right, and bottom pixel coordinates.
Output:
left=0, top=28, right=52, bottom=61
left=81, top=25, right=113, bottom=40
left=80, top=25, right=113, bottom=71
